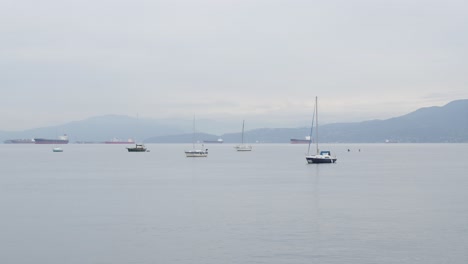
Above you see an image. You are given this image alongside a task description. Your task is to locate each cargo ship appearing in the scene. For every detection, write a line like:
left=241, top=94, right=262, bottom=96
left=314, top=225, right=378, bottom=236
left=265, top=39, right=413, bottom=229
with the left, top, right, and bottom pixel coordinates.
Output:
left=34, top=134, right=69, bottom=144
left=104, top=138, right=135, bottom=144
left=203, top=138, right=224, bottom=144
left=3, top=138, right=35, bottom=144
left=290, top=136, right=312, bottom=144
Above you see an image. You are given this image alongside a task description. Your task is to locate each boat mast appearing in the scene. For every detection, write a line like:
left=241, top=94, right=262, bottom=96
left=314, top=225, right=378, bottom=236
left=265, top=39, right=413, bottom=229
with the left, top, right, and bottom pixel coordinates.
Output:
left=192, top=115, right=195, bottom=149
left=315, top=96, right=319, bottom=155
left=307, top=100, right=316, bottom=156
left=241, top=120, right=245, bottom=144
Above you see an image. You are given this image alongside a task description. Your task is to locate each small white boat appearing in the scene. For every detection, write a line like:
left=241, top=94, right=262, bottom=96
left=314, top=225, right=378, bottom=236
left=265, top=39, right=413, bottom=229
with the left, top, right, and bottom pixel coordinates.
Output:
left=185, top=149, right=208, bottom=157
left=235, top=145, right=252, bottom=151
left=185, top=116, right=208, bottom=157
left=235, top=120, right=252, bottom=151
left=52, top=147, right=63, bottom=152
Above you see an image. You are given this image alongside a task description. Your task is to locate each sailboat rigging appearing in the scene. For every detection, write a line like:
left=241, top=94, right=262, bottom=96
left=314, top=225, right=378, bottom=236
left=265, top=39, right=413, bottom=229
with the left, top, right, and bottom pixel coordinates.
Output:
left=185, top=116, right=208, bottom=157
left=305, top=97, right=337, bottom=164
left=235, top=120, right=252, bottom=151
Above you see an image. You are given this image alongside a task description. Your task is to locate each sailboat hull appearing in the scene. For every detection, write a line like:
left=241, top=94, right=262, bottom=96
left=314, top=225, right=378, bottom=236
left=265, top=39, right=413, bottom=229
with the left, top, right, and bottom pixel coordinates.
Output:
left=235, top=144, right=252, bottom=151
left=305, top=97, right=337, bottom=164
left=236, top=147, right=252, bottom=151
left=236, top=120, right=252, bottom=152
left=185, top=150, right=208, bottom=157
left=306, top=155, right=337, bottom=164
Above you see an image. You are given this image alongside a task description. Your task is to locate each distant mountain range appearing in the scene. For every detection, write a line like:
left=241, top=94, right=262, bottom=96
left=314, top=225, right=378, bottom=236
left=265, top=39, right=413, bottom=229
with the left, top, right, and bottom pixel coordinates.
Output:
left=1, top=99, right=467, bottom=143
left=0, top=115, right=187, bottom=143
left=146, top=99, right=468, bottom=143
left=318, top=99, right=468, bottom=143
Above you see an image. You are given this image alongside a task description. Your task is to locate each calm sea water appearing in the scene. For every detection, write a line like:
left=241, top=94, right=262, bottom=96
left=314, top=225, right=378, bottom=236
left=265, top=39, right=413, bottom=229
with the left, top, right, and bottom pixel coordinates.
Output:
left=1, top=143, right=467, bottom=264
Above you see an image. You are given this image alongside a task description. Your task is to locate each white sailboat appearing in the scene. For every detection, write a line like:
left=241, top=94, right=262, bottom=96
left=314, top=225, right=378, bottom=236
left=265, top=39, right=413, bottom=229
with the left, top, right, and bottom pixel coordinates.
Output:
left=185, top=116, right=208, bottom=157
left=235, top=120, right=252, bottom=151
left=305, top=97, right=337, bottom=164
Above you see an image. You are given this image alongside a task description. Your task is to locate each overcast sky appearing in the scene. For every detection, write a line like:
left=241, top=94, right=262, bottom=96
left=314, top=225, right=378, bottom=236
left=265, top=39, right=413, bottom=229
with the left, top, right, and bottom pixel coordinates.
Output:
left=1, top=0, right=467, bottom=131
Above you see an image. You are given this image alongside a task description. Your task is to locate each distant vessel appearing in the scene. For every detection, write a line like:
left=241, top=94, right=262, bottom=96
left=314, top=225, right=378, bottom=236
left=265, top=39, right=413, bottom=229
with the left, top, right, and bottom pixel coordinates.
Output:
left=126, top=144, right=148, bottom=152
left=203, top=138, right=224, bottom=144
left=75, top=141, right=99, bottom=144
left=3, top=139, right=35, bottom=144
left=185, top=116, right=208, bottom=157
left=235, top=120, right=252, bottom=151
left=305, top=97, right=337, bottom=164
left=104, top=138, right=135, bottom=144
left=185, top=149, right=208, bottom=157
left=52, top=147, right=63, bottom=152
left=290, top=136, right=312, bottom=144
left=34, top=134, right=69, bottom=144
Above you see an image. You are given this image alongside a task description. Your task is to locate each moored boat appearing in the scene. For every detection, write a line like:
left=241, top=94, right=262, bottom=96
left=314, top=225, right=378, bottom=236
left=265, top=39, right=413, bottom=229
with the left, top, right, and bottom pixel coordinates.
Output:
left=185, top=149, right=208, bottom=157
left=185, top=117, right=208, bottom=157
left=305, top=97, right=337, bottom=164
left=306, top=150, right=337, bottom=164
left=126, top=144, right=148, bottom=152
left=235, top=120, right=252, bottom=151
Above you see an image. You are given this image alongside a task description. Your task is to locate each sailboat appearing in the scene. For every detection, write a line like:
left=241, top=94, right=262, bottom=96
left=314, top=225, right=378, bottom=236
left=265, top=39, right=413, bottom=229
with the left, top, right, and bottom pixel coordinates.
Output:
left=185, top=116, right=208, bottom=157
left=305, top=97, right=337, bottom=164
left=235, top=120, right=252, bottom=151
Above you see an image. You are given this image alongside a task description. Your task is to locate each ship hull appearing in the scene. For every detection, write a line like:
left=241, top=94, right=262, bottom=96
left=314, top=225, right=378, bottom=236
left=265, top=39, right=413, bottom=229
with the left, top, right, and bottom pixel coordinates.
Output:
left=306, top=157, right=337, bottom=164
left=34, top=139, right=69, bottom=144
left=290, top=139, right=311, bottom=144
left=4, top=139, right=35, bottom=144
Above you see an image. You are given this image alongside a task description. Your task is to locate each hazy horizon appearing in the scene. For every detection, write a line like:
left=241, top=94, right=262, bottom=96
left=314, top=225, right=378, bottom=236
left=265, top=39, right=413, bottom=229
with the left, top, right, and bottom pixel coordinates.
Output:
left=2, top=98, right=466, bottom=136
left=2, top=0, right=467, bottom=131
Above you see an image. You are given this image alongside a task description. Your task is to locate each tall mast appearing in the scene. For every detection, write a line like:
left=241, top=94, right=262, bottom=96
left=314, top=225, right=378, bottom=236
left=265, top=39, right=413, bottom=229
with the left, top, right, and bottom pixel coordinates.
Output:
left=307, top=100, right=316, bottom=155
left=192, top=115, right=195, bottom=149
left=241, top=120, right=245, bottom=144
left=315, top=96, right=319, bottom=155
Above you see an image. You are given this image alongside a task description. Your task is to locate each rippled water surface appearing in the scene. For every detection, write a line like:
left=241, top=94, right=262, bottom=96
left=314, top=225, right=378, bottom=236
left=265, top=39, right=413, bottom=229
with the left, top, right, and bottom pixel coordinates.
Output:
left=1, top=143, right=468, bottom=263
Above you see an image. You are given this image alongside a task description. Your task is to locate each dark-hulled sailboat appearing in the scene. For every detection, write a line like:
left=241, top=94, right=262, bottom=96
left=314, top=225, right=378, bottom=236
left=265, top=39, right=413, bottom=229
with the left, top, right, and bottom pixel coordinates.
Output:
left=305, top=97, right=337, bottom=164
